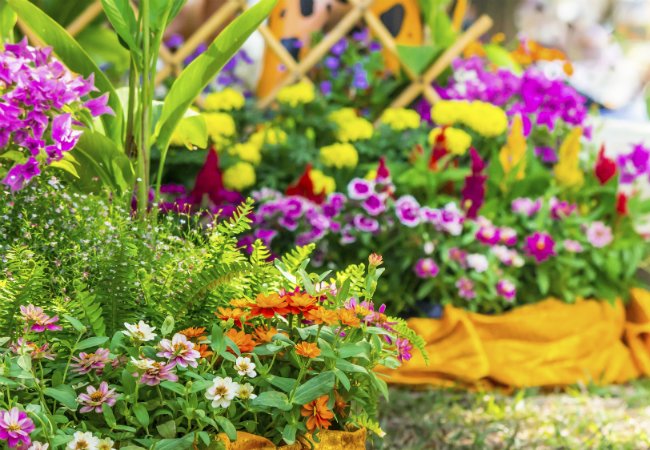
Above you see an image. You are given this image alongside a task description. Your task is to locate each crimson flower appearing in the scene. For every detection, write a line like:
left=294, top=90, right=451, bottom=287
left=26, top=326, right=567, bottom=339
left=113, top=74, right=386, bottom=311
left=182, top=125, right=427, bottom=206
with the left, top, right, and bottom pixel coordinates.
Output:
left=594, top=144, right=617, bottom=185
left=461, top=148, right=487, bottom=219
left=285, top=164, right=326, bottom=204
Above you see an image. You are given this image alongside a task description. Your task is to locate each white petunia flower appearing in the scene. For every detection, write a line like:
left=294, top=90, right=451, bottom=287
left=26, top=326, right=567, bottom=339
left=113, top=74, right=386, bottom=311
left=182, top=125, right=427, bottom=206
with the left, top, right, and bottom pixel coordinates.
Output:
left=237, top=383, right=257, bottom=400
left=205, top=376, right=239, bottom=408
left=234, top=356, right=257, bottom=378
left=123, top=321, right=157, bottom=342
left=67, top=431, right=100, bottom=450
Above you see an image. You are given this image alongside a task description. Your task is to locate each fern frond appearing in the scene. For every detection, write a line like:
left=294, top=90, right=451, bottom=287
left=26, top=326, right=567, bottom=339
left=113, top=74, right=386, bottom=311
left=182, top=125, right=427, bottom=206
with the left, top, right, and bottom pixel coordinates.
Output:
left=279, top=244, right=316, bottom=274
left=73, top=281, right=106, bottom=336
left=215, top=198, right=254, bottom=237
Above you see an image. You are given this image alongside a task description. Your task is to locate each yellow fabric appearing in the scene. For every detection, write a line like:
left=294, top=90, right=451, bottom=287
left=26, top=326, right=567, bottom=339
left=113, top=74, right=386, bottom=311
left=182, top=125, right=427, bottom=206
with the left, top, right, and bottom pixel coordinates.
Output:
left=385, top=289, right=650, bottom=387
left=217, top=429, right=367, bottom=449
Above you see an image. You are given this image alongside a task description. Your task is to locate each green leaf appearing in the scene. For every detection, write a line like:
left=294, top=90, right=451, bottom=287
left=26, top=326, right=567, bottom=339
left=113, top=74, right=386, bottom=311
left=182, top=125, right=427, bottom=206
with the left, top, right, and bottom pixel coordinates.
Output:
left=251, top=391, right=292, bottom=411
left=333, top=368, right=351, bottom=391
left=0, top=0, right=17, bottom=42
left=157, top=420, right=177, bottom=439
left=397, top=45, right=438, bottom=75
left=102, top=403, right=117, bottom=428
left=160, top=381, right=186, bottom=395
left=169, top=114, right=208, bottom=150
left=537, top=269, right=550, bottom=296
left=282, top=424, right=297, bottom=444
left=44, top=385, right=77, bottom=410
left=100, top=0, right=139, bottom=57
left=210, top=324, right=226, bottom=357
left=133, top=403, right=150, bottom=428
left=161, top=315, right=175, bottom=337
left=266, top=375, right=295, bottom=393
left=214, top=416, right=237, bottom=441
left=484, top=44, right=522, bottom=74
left=291, top=371, right=335, bottom=405
left=153, top=0, right=276, bottom=153
left=154, top=435, right=194, bottom=450
left=63, top=314, right=87, bottom=333
left=7, top=0, right=123, bottom=143
left=76, top=336, right=109, bottom=350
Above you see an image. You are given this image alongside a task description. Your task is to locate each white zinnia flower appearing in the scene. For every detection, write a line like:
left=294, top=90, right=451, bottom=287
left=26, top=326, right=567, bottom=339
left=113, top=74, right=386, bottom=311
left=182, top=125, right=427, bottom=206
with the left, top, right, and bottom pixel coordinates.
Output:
left=67, top=431, right=100, bottom=450
left=234, top=356, right=257, bottom=378
left=28, top=443, right=49, bottom=450
left=237, top=383, right=257, bottom=400
left=130, top=357, right=156, bottom=371
left=123, top=321, right=157, bottom=342
left=97, top=438, right=115, bottom=450
left=205, top=376, right=239, bottom=408
left=467, top=254, right=489, bottom=273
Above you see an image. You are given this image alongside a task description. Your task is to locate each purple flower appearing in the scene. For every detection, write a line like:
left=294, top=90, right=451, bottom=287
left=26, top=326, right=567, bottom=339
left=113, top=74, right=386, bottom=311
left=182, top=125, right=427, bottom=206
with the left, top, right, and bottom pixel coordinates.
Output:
left=456, top=277, right=476, bottom=300
left=353, top=214, right=379, bottom=233
left=50, top=113, right=82, bottom=153
left=586, top=221, right=613, bottom=248
left=550, top=197, right=576, bottom=220
left=325, top=56, right=340, bottom=70
left=0, top=407, right=34, bottom=448
left=352, top=64, right=369, bottom=90
left=496, top=280, right=516, bottom=301
left=347, top=178, right=374, bottom=200
left=352, top=28, right=369, bottom=42
left=165, top=33, right=184, bottom=49
left=72, top=348, right=111, bottom=375
left=476, top=225, right=500, bottom=246
left=394, top=195, right=421, bottom=227
left=414, top=258, right=439, bottom=278
left=368, top=41, right=382, bottom=52
left=254, top=228, right=277, bottom=247
left=448, top=247, right=468, bottom=267
left=362, top=194, right=386, bottom=216
left=157, top=333, right=201, bottom=368
left=331, top=38, right=348, bottom=56
left=617, top=143, right=650, bottom=184
left=340, top=224, right=356, bottom=244
left=3, top=157, right=41, bottom=191
left=133, top=359, right=179, bottom=386
left=320, top=80, right=332, bottom=96
left=77, top=382, right=117, bottom=413
left=324, top=193, right=346, bottom=217
left=395, top=338, right=413, bottom=362
left=499, top=227, right=518, bottom=246
left=535, top=146, right=558, bottom=163
left=438, top=204, right=464, bottom=235
left=84, top=94, right=114, bottom=117
left=511, top=197, right=542, bottom=216
left=461, top=148, right=487, bottom=219
left=524, top=232, right=556, bottom=263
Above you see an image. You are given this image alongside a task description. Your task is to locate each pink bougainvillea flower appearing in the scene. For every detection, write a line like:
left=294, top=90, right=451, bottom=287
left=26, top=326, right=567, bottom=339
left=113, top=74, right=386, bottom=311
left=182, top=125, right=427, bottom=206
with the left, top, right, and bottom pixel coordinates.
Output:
left=524, top=232, right=556, bottom=263
left=157, top=333, right=201, bottom=368
left=0, top=407, right=34, bottom=448
left=77, top=382, right=117, bottom=413
left=2, top=158, right=41, bottom=192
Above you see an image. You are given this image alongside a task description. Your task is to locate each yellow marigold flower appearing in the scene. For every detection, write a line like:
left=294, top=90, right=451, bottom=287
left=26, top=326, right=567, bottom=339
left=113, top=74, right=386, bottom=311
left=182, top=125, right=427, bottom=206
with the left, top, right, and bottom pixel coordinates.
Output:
left=499, top=114, right=527, bottom=180
left=428, top=127, right=472, bottom=155
left=310, top=169, right=336, bottom=194
left=204, top=88, right=245, bottom=111
left=248, top=127, right=287, bottom=149
left=277, top=80, right=315, bottom=107
left=335, top=118, right=373, bottom=142
left=203, top=112, right=236, bottom=146
left=430, top=100, right=508, bottom=137
left=430, top=100, right=468, bottom=125
left=328, top=108, right=358, bottom=124
left=320, top=143, right=359, bottom=169
left=230, top=142, right=261, bottom=165
left=223, top=162, right=256, bottom=191
left=379, top=108, right=421, bottom=131
left=554, top=127, right=584, bottom=188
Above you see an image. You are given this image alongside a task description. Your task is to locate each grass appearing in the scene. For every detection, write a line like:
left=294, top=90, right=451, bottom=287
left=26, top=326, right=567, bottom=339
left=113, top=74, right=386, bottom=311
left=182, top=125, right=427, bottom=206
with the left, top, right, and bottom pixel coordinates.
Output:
left=371, top=380, right=650, bottom=449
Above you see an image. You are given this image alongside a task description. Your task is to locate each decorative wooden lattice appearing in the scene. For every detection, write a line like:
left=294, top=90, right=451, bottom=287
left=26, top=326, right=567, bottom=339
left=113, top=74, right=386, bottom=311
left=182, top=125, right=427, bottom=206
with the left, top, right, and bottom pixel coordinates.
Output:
left=17, top=0, right=493, bottom=112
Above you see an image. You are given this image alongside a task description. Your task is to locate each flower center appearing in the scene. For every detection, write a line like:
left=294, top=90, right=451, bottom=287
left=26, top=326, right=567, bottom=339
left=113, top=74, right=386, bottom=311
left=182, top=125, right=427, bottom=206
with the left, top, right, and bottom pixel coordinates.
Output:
left=7, top=423, right=21, bottom=431
left=215, top=386, right=228, bottom=396
left=75, top=440, right=90, bottom=450
left=90, top=391, right=104, bottom=402
left=536, top=241, right=546, bottom=250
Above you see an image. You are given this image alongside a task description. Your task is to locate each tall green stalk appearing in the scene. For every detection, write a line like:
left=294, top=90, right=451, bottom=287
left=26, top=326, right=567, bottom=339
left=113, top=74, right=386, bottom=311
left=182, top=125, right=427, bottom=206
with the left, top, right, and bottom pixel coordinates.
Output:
left=136, top=0, right=151, bottom=218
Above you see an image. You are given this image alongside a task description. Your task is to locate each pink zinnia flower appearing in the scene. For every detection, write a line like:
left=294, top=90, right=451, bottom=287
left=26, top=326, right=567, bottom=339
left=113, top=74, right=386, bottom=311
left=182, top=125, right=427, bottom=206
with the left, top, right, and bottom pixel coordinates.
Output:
left=157, top=333, right=201, bottom=368
left=511, top=197, right=541, bottom=216
left=448, top=247, right=468, bottom=267
left=9, top=339, right=54, bottom=360
left=476, top=225, right=500, bottom=246
left=19, top=305, right=61, bottom=332
left=550, top=197, right=576, bottom=220
left=414, top=258, right=439, bottom=278
left=456, top=277, right=476, bottom=300
left=72, top=348, right=111, bottom=375
left=496, top=280, right=516, bottom=301
left=563, top=239, right=584, bottom=253
left=524, top=232, right=556, bottom=263
left=586, top=221, right=613, bottom=248
left=77, top=382, right=117, bottom=413
left=0, top=407, right=34, bottom=448
left=132, top=358, right=179, bottom=386
left=499, top=227, right=518, bottom=246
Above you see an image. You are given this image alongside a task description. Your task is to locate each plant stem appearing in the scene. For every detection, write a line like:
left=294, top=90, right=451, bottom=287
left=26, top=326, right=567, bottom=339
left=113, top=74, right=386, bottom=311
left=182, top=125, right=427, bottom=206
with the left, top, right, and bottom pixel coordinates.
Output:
left=137, top=0, right=151, bottom=218
left=62, top=331, right=84, bottom=384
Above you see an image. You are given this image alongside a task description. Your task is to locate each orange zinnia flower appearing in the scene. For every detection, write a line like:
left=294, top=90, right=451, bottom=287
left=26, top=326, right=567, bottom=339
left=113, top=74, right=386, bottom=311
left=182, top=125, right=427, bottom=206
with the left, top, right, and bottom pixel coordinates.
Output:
left=216, top=307, right=246, bottom=328
left=334, top=390, right=347, bottom=416
left=226, top=328, right=257, bottom=354
left=230, top=298, right=251, bottom=309
left=295, top=341, right=321, bottom=358
left=304, top=307, right=338, bottom=325
left=337, top=309, right=361, bottom=328
left=287, top=292, right=318, bottom=314
left=301, top=395, right=334, bottom=432
left=194, top=343, right=214, bottom=359
left=179, top=327, right=208, bottom=342
left=250, top=293, right=289, bottom=318
left=254, top=326, right=279, bottom=343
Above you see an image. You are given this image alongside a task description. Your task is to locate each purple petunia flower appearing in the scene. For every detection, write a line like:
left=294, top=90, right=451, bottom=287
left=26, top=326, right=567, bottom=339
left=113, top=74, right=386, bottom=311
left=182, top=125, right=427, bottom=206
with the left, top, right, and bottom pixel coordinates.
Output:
left=362, top=193, right=386, bottom=216
left=320, top=80, right=332, bottom=96
left=395, top=195, right=421, bottom=227
left=331, top=38, right=348, bottom=56
left=414, top=258, right=439, bottom=278
left=524, top=232, right=556, bottom=263
left=325, top=56, right=340, bottom=70
left=347, top=178, right=374, bottom=200
left=353, top=214, right=379, bottom=233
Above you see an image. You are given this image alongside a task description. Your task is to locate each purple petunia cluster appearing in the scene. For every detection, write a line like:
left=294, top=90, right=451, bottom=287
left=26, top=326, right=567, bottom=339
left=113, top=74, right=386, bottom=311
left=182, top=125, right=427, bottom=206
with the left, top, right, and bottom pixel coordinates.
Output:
left=0, top=39, right=113, bottom=191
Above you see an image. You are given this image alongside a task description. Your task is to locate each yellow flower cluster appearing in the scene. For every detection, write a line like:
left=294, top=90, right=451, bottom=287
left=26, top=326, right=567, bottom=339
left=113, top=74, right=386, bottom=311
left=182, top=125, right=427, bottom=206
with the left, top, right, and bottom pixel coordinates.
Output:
left=310, top=169, right=336, bottom=194
left=499, top=114, right=527, bottom=180
left=249, top=127, right=288, bottom=149
left=329, top=108, right=373, bottom=142
left=379, top=108, right=421, bottom=131
left=428, top=127, right=472, bottom=155
left=320, top=143, right=359, bottom=169
left=277, top=81, right=315, bottom=107
left=204, top=88, right=245, bottom=111
left=203, top=112, right=236, bottom=146
left=229, top=142, right=261, bottom=165
left=554, top=127, right=584, bottom=188
left=223, top=161, right=256, bottom=191
left=431, top=100, right=508, bottom=137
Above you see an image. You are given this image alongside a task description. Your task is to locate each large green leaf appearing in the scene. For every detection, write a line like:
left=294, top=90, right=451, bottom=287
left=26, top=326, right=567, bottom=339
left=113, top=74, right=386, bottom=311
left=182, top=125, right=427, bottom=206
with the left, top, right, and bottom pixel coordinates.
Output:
left=8, top=0, right=123, bottom=145
left=154, top=0, right=276, bottom=153
left=100, top=0, right=139, bottom=57
left=397, top=45, right=439, bottom=75
left=291, top=371, right=335, bottom=405
left=0, top=0, right=17, bottom=42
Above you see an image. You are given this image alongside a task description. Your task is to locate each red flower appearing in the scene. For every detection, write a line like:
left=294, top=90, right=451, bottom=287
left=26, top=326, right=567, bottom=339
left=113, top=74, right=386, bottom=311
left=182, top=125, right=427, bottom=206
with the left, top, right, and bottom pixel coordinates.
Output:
left=461, top=148, right=487, bottom=219
left=428, top=127, right=449, bottom=170
left=376, top=157, right=391, bottom=183
left=188, top=147, right=243, bottom=212
left=616, top=192, right=628, bottom=216
left=594, top=144, right=617, bottom=185
left=285, top=164, right=326, bottom=204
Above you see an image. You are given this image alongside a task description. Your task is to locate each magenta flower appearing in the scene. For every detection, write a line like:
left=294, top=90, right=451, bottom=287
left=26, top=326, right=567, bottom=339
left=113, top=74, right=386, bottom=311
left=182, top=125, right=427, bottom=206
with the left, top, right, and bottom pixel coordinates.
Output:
left=19, top=304, right=61, bottom=332
left=456, top=278, right=476, bottom=300
left=132, top=358, right=179, bottom=386
left=347, top=178, right=374, bottom=200
left=414, top=258, right=439, bottom=278
left=362, top=194, right=386, bottom=216
left=496, top=280, right=516, bottom=301
left=72, top=348, right=111, bottom=375
left=352, top=214, right=379, bottom=233
left=524, top=232, right=556, bottom=263
left=9, top=339, right=54, bottom=360
left=2, top=158, right=40, bottom=192
left=77, top=382, right=117, bottom=413
left=563, top=239, right=583, bottom=253
left=0, top=407, right=34, bottom=448
left=84, top=94, right=114, bottom=117
left=550, top=197, right=576, bottom=220
left=476, top=225, right=500, bottom=246
left=461, top=148, right=487, bottom=219
left=395, top=195, right=421, bottom=227
left=375, top=157, right=391, bottom=184
left=157, top=333, right=201, bottom=368
left=395, top=338, right=413, bottom=362
left=511, top=197, right=541, bottom=216
left=586, top=221, right=613, bottom=248
left=448, top=247, right=468, bottom=267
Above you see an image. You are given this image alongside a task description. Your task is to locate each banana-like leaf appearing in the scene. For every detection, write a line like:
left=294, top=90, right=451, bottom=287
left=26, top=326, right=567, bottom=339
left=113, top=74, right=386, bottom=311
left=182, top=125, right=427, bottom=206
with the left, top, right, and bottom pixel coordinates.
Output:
left=153, top=0, right=276, bottom=154
left=0, top=0, right=17, bottom=42
left=100, top=0, right=139, bottom=59
left=8, top=0, right=124, bottom=146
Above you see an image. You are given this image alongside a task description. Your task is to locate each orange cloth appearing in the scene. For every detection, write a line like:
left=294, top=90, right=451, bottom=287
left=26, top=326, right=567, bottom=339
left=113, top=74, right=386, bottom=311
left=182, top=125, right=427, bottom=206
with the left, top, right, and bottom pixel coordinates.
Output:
left=385, top=289, right=650, bottom=387
left=218, top=429, right=367, bottom=449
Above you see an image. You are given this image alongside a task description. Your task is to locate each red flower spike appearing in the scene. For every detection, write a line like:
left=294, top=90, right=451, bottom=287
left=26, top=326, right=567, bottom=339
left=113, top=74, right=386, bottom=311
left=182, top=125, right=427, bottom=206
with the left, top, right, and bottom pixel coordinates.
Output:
left=616, top=192, right=628, bottom=216
left=594, top=144, right=617, bottom=185
left=429, top=127, right=449, bottom=171
left=285, top=164, right=326, bottom=204
left=189, top=147, right=243, bottom=207
left=461, top=148, right=487, bottom=219
left=376, top=157, right=391, bottom=183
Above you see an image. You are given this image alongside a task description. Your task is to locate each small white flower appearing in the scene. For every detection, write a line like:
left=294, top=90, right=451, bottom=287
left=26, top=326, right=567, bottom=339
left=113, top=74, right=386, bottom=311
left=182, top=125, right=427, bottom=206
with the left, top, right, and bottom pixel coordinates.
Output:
left=67, top=431, right=100, bottom=450
left=130, top=357, right=156, bottom=371
left=467, top=254, right=489, bottom=273
left=237, top=383, right=257, bottom=400
left=97, top=438, right=115, bottom=450
left=234, top=356, right=257, bottom=378
left=123, top=321, right=157, bottom=342
left=28, top=442, right=49, bottom=450
left=205, top=376, right=239, bottom=409
left=423, top=241, right=435, bottom=255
